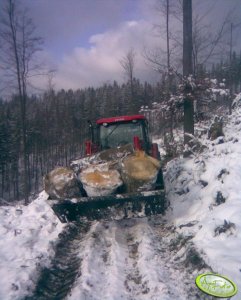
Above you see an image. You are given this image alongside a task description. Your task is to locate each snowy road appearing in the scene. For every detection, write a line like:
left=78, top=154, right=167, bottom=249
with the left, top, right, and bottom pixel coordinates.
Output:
left=66, top=217, right=211, bottom=300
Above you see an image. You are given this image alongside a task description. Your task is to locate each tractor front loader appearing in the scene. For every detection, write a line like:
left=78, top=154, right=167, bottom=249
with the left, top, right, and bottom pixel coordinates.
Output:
left=45, top=115, right=166, bottom=222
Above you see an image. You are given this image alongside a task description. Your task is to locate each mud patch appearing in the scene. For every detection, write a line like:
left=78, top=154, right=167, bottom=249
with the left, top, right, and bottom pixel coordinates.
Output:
left=24, top=221, right=91, bottom=300
left=128, top=241, right=139, bottom=259
left=184, top=247, right=209, bottom=270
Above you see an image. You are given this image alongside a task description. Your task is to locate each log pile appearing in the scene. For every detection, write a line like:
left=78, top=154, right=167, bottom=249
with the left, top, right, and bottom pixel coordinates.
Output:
left=44, top=148, right=161, bottom=198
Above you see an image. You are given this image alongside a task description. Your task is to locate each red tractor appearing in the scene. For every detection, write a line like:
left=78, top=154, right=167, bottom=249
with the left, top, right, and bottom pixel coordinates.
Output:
left=50, top=114, right=166, bottom=222
left=85, top=114, right=160, bottom=159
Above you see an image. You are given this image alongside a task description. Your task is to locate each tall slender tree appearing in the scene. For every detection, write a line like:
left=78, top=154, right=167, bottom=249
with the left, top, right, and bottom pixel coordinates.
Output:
left=120, top=48, right=136, bottom=113
left=183, top=0, right=194, bottom=144
left=0, top=0, right=43, bottom=203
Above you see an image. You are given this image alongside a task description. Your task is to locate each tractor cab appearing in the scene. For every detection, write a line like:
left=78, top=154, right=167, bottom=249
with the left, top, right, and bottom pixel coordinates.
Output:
left=85, top=115, right=159, bottom=158
left=97, top=115, right=149, bottom=151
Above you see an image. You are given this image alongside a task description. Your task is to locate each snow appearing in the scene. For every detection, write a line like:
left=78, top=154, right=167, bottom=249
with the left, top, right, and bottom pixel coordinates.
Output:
left=1, top=106, right=241, bottom=299
left=210, top=79, right=218, bottom=85
left=210, top=88, right=229, bottom=96
left=0, top=191, right=64, bottom=300
left=68, top=218, right=199, bottom=300
left=232, top=92, right=241, bottom=107
left=164, top=108, right=241, bottom=299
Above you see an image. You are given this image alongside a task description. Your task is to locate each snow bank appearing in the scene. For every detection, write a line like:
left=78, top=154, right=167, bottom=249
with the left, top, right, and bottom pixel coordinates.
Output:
left=165, top=108, right=241, bottom=299
left=232, top=92, right=241, bottom=108
left=0, top=192, right=64, bottom=300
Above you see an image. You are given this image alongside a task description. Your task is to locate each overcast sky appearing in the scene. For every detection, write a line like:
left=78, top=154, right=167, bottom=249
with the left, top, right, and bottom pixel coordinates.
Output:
left=3, top=0, right=241, bottom=91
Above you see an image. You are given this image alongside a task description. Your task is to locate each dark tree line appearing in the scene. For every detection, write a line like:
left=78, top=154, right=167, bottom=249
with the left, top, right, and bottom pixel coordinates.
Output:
left=0, top=79, right=163, bottom=201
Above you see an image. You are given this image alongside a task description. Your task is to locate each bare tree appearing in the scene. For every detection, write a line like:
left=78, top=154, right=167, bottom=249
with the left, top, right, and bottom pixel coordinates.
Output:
left=120, top=48, right=136, bottom=111
left=158, top=0, right=172, bottom=93
left=46, top=69, right=56, bottom=93
left=144, top=0, right=183, bottom=74
left=145, top=1, right=237, bottom=81
left=0, top=0, right=43, bottom=203
left=120, top=48, right=135, bottom=86
left=192, top=9, right=234, bottom=78
left=183, top=0, right=194, bottom=145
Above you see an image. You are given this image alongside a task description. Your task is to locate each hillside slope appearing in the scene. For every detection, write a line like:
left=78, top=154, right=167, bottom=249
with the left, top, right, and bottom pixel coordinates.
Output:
left=165, top=103, right=241, bottom=298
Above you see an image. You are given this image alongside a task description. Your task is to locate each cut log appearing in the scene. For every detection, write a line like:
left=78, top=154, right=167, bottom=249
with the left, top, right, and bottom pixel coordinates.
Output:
left=79, top=165, right=123, bottom=197
left=70, top=144, right=134, bottom=173
left=44, top=167, right=83, bottom=199
left=121, top=150, right=161, bottom=192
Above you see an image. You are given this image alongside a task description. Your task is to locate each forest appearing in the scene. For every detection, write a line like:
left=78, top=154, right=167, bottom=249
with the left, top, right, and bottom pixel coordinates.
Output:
left=0, top=0, right=241, bottom=202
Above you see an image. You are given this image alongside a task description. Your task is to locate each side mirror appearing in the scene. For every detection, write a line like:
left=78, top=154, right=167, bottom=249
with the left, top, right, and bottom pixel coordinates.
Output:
left=133, top=136, right=142, bottom=150
left=85, top=140, right=99, bottom=156
left=85, top=140, right=92, bottom=156
left=151, top=143, right=160, bottom=159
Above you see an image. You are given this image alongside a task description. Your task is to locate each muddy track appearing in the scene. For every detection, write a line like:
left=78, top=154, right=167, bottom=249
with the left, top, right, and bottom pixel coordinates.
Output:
left=24, top=217, right=213, bottom=300
left=24, top=221, right=91, bottom=300
left=67, top=217, right=213, bottom=300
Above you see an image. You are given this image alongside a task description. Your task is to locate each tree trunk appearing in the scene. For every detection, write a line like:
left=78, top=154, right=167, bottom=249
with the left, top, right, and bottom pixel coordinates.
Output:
left=183, top=0, right=194, bottom=144
left=166, top=0, right=170, bottom=92
left=8, top=0, right=29, bottom=203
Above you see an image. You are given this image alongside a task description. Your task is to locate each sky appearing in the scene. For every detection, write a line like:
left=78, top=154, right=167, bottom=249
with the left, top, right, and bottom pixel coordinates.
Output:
left=2, top=0, right=241, bottom=91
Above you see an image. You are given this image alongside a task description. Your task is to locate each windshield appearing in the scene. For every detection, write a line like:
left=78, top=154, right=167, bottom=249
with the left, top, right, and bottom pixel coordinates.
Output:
left=100, top=121, right=143, bottom=149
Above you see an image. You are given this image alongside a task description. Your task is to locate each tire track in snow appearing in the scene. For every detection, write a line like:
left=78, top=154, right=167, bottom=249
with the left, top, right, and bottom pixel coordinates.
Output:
left=67, top=218, right=180, bottom=300
left=118, top=218, right=178, bottom=300
left=147, top=216, right=213, bottom=299
left=24, top=221, right=91, bottom=300
left=120, top=219, right=152, bottom=299
left=68, top=220, right=129, bottom=300
left=61, top=216, right=212, bottom=300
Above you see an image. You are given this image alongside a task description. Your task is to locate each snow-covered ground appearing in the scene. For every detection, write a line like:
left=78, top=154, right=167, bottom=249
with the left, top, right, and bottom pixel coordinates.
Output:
left=0, top=192, right=64, bottom=300
left=164, top=106, right=241, bottom=299
left=68, top=218, right=207, bottom=300
left=0, top=103, right=241, bottom=299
